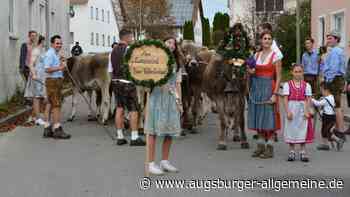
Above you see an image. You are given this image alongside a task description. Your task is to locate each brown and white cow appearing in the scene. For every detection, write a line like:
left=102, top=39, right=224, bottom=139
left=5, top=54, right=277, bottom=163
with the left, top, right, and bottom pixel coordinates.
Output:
left=66, top=53, right=111, bottom=124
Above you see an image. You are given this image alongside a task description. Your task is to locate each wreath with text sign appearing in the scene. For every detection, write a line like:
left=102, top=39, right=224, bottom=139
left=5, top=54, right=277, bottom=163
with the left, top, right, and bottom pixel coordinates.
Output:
left=124, top=39, right=175, bottom=89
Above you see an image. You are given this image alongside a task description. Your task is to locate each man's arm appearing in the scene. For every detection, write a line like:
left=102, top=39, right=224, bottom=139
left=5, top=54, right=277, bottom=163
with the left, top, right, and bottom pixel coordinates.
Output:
left=44, top=53, right=64, bottom=73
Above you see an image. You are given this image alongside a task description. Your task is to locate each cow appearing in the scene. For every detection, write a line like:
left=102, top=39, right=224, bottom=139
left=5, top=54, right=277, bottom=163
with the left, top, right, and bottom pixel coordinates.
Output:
left=66, top=53, right=111, bottom=124
left=202, top=51, right=249, bottom=150
left=181, top=40, right=212, bottom=132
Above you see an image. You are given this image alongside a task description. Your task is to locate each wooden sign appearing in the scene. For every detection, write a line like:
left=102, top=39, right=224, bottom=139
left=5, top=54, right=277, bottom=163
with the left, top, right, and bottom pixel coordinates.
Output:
left=125, top=40, right=174, bottom=88
left=128, top=45, right=169, bottom=82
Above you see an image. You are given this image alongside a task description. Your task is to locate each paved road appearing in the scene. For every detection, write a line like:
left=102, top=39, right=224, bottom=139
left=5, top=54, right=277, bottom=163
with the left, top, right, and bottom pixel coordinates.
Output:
left=0, top=95, right=349, bottom=197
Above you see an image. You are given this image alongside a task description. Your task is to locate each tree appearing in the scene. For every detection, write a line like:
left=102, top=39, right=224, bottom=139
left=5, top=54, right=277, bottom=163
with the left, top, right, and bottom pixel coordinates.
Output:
left=183, top=21, right=194, bottom=41
left=274, top=0, right=311, bottom=69
left=202, top=17, right=211, bottom=46
left=115, top=0, right=176, bottom=39
left=212, top=12, right=230, bottom=46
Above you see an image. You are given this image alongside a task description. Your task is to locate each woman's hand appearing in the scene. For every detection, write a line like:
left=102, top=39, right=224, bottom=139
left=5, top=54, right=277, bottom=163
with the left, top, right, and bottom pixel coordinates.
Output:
left=304, top=111, right=310, bottom=119
left=247, top=68, right=256, bottom=75
left=270, top=94, right=277, bottom=103
left=287, top=111, right=293, bottom=120
left=31, top=70, right=37, bottom=80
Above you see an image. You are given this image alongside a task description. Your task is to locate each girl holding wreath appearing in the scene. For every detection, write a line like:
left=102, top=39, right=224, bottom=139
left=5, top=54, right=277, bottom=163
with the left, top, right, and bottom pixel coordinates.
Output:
left=144, top=37, right=184, bottom=175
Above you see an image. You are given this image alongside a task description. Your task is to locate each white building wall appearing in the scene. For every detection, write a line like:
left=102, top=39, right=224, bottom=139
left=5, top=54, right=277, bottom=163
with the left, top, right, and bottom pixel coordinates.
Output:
left=70, top=0, right=120, bottom=54
left=0, top=0, right=70, bottom=103
left=228, top=0, right=255, bottom=37
left=193, top=9, right=203, bottom=46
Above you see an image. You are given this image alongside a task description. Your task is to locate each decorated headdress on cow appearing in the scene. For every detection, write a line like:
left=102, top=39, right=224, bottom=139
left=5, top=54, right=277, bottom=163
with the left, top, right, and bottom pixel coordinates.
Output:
left=217, top=23, right=255, bottom=70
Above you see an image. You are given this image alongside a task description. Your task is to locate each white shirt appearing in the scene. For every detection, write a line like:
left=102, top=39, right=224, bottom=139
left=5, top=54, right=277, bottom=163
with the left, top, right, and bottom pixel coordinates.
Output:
left=255, top=50, right=280, bottom=65
left=108, top=53, right=113, bottom=73
left=272, top=40, right=283, bottom=61
left=311, top=95, right=335, bottom=115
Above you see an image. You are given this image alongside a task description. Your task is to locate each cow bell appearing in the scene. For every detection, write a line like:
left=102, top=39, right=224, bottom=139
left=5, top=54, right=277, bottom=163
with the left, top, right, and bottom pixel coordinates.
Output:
left=224, top=82, right=238, bottom=93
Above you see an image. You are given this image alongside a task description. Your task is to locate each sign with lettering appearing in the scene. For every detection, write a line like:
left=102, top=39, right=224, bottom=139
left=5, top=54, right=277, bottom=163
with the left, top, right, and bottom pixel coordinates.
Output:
left=125, top=40, right=175, bottom=88
left=129, top=45, right=169, bottom=82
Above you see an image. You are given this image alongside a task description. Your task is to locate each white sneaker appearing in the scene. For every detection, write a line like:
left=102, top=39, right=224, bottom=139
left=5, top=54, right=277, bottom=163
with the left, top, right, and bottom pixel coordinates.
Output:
left=149, top=163, right=164, bottom=175
left=160, top=160, right=179, bottom=173
left=35, top=118, right=46, bottom=126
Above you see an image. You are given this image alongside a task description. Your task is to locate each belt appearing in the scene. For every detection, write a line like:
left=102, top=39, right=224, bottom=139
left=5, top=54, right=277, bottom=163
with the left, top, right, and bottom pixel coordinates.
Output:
left=111, top=79, right=132, bottom=84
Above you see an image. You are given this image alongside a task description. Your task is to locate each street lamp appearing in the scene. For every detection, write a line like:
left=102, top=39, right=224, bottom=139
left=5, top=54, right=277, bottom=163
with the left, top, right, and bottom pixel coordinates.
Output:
left=296, top=0, right=301, bottom=64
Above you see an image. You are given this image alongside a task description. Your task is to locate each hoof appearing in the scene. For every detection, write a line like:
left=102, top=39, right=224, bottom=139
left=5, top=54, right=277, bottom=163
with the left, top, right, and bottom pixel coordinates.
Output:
left=88, top=116, right=98, bottom=121
left=216, top=144, right=227, bottom=151
left=240, top=142, right=250, bottom=149
left=67, top=116, right=75, bottom=122
left=233, top=135, right=240, bottom=142
left=189, top=128, right=198, bottom=134
left=180, top=130, right=187, bottom=136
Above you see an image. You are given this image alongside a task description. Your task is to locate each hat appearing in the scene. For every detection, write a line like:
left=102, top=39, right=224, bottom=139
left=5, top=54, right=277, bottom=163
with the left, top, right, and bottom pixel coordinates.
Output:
left=327, top=30, right=341, bottom=39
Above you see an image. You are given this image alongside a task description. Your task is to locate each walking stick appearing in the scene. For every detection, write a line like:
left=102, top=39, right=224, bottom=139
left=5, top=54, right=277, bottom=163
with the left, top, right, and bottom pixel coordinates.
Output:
left=144, top=89, right=150, bottom=177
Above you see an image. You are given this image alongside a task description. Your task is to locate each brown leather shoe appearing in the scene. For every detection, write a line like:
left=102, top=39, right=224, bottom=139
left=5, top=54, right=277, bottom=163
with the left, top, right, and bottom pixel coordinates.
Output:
left=252, top=144, right=265, bottom=157
left=260, top=144, right=274, bottom=159
left=53, top=126, right=71, bottom=140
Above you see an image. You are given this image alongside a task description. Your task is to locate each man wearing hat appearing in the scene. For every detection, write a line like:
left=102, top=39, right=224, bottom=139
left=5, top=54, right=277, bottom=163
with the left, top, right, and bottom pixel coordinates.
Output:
left=321, top=30, right=347, bottom=149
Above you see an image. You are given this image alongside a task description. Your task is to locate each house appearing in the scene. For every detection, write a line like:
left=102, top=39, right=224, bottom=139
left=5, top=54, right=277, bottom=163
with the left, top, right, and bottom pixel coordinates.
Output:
left=168, top=0, right=204, bottom=45
left=311, top=0, right=349, bottom=59
left=228, top=0, right=295, bottom=37
left=0, top=0, right=70, bottom=103
left=70, top=0, right=120, bottom=54
left=115, top=0, right=204, bottom=45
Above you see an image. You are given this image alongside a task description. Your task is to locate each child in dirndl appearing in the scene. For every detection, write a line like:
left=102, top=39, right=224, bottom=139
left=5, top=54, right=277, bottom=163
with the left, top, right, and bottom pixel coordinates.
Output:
left=282, top=64, right=314, bottom=162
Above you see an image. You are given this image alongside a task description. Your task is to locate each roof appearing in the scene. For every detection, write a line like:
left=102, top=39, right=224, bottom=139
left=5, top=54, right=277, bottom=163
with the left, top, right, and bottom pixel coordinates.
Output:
left=168, top=0, right=203, bottom=27
left=70, top=0, right=89, bottom=5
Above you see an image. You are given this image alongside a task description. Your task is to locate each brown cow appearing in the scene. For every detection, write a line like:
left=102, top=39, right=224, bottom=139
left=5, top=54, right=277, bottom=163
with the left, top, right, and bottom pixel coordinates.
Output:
left=66, top=53, right=111, bottom=124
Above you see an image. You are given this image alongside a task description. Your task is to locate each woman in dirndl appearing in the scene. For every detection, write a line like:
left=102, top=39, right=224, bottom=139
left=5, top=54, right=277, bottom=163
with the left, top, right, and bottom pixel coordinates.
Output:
left=247, top=31, right=282, bottom=159
left=24, top=35, right=47, bottom=126
left=144, top=37, right=184, bottom=175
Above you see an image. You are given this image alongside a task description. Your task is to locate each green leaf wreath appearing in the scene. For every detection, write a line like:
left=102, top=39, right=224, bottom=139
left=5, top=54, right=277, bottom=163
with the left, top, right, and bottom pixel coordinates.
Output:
left=124, top=39, right=175, bottom=89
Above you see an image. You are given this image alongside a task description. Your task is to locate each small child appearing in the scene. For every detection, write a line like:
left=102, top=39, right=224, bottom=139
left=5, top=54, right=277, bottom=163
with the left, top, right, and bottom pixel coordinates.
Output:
left=311, top=82, right=345, bottom=151
left=282, top=64, right=314, bottom=162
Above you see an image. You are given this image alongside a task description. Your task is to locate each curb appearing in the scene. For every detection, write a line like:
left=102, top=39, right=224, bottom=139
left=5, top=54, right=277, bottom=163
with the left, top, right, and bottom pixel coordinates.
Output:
left=0, top=106, right=32, bottom=127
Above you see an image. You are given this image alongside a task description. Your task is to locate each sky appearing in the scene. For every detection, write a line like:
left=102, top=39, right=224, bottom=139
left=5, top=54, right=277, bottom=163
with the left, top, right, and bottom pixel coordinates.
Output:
left=202, top=0, right=228, bottom=25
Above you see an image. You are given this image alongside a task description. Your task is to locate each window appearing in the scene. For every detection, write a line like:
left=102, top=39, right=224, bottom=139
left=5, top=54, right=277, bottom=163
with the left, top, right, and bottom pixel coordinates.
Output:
left=108, top=35, right=111, bottom=46
left=275, top=0, right=284, bottom=11
left=91, top=32, right=94, bottom=45
left=90, top=6, right=93, bottom=19
left=266, top=0, right=274, bottom=11
left=107, top=11, right=110, bottom=23
left=113, top=36, right=116, bottom=43
left=332, top=11, right=345, bottom=47
left=318, top=17, right=325, bottom=46
left=96, top=8, right=99, bottom=20
left=102, top=34, right=105, bottom=46
left=102, top=9, right=104, bottom=22
left=96, top=33, right=99, bottom=46
left=256, top=0, right=264, bottom=12
left=9, top=0, right=15, bottom=33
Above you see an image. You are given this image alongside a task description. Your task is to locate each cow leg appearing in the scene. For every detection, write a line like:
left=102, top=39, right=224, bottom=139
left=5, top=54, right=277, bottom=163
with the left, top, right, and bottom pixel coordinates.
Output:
left=86, top=90, right=97, bottom=121
left=239, top=110, right=249, bottom=149
left=190, top=91, right=201, bottom=134
left=97, top=79, right=110, bottom=125
left=216, top=101, right=227, bottom=150
left=68, top=89, right=79, bottom=122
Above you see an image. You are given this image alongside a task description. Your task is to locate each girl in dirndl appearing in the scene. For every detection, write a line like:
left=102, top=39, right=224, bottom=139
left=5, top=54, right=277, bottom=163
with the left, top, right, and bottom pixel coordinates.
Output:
left=282, top=64, right=314, bottom=162
left=144, top=37, right=184, bottom=175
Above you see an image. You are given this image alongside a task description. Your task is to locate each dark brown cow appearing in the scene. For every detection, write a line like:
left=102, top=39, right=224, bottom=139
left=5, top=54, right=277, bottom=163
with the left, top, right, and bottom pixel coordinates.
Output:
left=202, top=52, right=249, bottom=150
left=181, top=40, right=249, bottom=150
